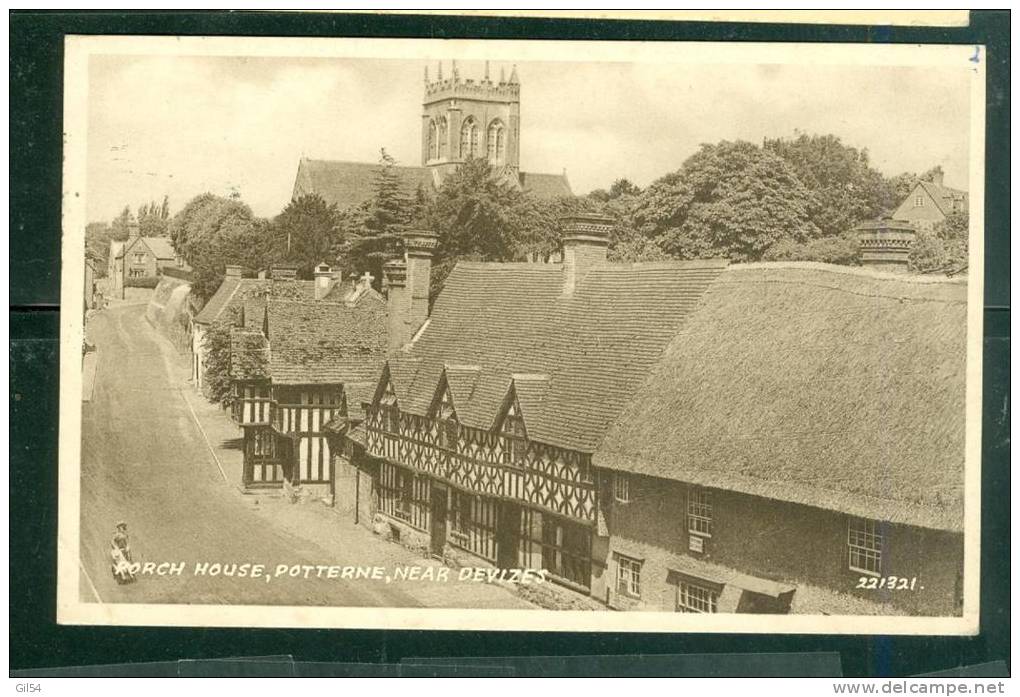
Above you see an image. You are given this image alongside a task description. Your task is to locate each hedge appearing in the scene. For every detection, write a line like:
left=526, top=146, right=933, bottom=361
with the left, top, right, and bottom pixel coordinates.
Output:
left=125, top=275, right=161, bottom=289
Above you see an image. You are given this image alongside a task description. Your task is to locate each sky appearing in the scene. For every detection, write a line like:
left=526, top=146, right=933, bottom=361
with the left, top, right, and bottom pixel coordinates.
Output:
left=86, top=53, right=972, bottom=223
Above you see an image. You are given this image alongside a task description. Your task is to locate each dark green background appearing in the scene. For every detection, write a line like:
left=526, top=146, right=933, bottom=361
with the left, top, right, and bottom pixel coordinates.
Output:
left=9, top=10, right=1010, bottom=677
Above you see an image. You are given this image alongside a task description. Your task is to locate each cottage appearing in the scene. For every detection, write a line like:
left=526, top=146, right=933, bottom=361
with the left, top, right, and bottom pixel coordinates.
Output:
left=106, top=214, right=177, bottom=298
left=891, top=171, right=968, bottom=231
left=229, top=271, right=388, bottom=497
left=334, top=215, right=966, bottom=616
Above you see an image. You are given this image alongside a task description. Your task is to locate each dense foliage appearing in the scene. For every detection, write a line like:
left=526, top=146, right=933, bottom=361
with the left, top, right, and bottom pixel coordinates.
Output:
left=273, top=194, right=341, bottom=278
left=200, top=316, right=237, bottom=406
left=909, top=211, right=969, bottom=274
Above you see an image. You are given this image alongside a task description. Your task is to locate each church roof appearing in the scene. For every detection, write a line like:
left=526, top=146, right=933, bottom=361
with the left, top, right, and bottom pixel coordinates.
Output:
left=292, top=158, right=573, bottom=211
left=292, top=159, right=434, bottom=211
left=596, top=263, right=967, bottom=532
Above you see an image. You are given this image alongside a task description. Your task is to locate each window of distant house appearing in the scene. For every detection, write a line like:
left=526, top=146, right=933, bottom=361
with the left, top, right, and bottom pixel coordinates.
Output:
left=380, top=381, right=400, bottom=433
left=613, top=472, right=630, bottom=503
left=615, top=554, right=642, bottom=599
left=687, top=488, right=712, bottom=537
left=460, top=118, right=479, bottom=158
left=676, top=579, right=719, bottom=613
left=436, top=385, right=459, bottom=451
left=848, top=517, right=883, bottom=576
left=134, top=253, right=145, bottom=263
left=499, top=398, right=527, bottom=465
left=128, top=268, right=144, bottom=278
left=915, top=195, right=924, bottom=207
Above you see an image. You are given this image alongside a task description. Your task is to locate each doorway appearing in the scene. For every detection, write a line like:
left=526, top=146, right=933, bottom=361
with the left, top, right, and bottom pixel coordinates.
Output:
left=430, top=484, right=448, bottom=558
left=497, top=502, right=522, bottom=569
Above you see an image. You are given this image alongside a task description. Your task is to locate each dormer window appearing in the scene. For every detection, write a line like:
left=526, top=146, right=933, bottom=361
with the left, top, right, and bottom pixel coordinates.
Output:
left=500, top=399, right=527, bottom=465
left=380, top=380, right=400, bottom=433
left=436, top=384, right=459, bottom=451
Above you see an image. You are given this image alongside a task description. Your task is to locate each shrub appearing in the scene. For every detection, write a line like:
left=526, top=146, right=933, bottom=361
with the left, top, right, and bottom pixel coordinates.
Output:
left=124, top=275, right=160, bottom=288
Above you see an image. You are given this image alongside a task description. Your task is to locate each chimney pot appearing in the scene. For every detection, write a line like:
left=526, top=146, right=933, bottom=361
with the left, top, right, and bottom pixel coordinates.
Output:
left=313, top=262, right=333, bottom=300
left=856, top=218, right=916, bottom=273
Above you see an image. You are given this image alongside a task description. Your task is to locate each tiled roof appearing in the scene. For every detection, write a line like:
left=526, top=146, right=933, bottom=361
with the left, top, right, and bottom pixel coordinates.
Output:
left=383, top=258, right=729, bottom=452
left=194, top=278, right=320, bottom=325
left=265, top=296, right=388, bottom=385
left=596, top=263, right=968, bottom=531
left=293, top=158, right=573, bottom=210
left=917, top=180, right=968, bottom=217
left=121, top=236, right=176, bottom=260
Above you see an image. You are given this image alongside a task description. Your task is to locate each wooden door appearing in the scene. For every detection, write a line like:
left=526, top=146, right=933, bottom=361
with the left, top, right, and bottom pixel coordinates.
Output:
left=497, top=502, right=522, bottom=569
left=430, top=485, right=448, bottom=557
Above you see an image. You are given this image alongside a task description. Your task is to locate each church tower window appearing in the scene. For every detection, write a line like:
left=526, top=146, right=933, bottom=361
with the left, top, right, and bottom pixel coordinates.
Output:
left=438, top=117, right=448, bottom=159
left=487, top=120, right=506, bottom=164
left=427, top=120, right=439, bottom=161
left=460, top=117, right=479, bottom=159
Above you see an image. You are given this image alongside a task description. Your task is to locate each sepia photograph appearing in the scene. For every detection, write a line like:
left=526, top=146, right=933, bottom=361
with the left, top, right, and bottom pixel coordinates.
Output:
left=58, top=35, right=984, bottom=634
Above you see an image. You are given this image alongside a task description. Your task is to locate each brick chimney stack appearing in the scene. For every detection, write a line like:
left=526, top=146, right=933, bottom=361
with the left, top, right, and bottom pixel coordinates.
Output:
left=383, top=230, right=438, bottom=352
left=383, top=259, right=409, bottom=353
left=127, top=213, right=140, bottom=240
left=313, top=262, right=334, bottom=300
left=560, top=214, right=613, bottom=295
left=856, top=218, right=916, bottom=273
left=403, top=230, right=438, bottom=337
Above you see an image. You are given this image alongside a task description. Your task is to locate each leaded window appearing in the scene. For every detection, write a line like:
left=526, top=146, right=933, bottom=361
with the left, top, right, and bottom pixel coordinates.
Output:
left=613, top=473, right=630, bottom=503
left=487, top=120, right=505, bottom=164
left=848, top=517, right=883, bottom=576
left=500, top=399, right=526, bottom=466
left=435, top=385, right=458, bottom=451
left=460, top=118, right=479, bottom=158
left=380, top=381, right=400, bottom=433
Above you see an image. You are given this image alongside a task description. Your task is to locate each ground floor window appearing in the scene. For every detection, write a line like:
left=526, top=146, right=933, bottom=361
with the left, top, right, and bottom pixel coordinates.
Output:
left=449, top=490, right=497, bottom=562
left=677, top=579, right=719, bottom=613
left=379, top=462, right=430, bottom=531
left=250, top=427, right=275, bottom=459
left=519, top=510, right=592, bottom=590
left=614, top=553, right=642, bottom=598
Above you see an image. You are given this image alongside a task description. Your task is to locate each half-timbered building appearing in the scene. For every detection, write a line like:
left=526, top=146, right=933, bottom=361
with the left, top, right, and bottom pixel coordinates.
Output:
left=341, top=216, right=966, bottom=615
left=230, top=279, right=387, bottom=497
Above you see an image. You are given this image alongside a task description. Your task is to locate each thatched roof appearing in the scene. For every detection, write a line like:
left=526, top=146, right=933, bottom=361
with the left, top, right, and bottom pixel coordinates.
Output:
left=596, top=263, right=968, bottom=531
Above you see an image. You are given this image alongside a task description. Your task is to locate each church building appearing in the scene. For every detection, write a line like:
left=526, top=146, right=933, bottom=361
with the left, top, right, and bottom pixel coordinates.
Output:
left=291, top=62, right=573, bottom=210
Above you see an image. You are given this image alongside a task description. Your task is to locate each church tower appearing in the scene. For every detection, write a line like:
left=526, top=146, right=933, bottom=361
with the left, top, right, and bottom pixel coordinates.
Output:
left=421, top=60, right=521, bottom=184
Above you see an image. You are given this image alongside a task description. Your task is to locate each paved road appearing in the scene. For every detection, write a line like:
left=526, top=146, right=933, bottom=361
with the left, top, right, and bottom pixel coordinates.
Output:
left=80, top=302, right=532, bottom=609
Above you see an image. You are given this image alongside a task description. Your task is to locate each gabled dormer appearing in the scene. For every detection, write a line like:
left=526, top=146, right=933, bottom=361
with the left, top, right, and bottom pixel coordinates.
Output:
left=430, top=374, right=460, bottom=451
left=496, top=385, right=528, bottom=466
left=373, top=365, right=401, bottom=433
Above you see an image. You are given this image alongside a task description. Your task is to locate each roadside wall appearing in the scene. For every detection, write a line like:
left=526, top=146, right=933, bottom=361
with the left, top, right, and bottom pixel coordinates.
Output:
left=146, top=275, right=194, bottom=353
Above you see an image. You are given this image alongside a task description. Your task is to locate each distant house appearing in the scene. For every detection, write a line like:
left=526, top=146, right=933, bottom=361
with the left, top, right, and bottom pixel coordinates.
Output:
left=292, top=62, right=572, bottom=212
left=891, top=172, right=968, bottom=231
left=106, top=214, right=177, bottom=297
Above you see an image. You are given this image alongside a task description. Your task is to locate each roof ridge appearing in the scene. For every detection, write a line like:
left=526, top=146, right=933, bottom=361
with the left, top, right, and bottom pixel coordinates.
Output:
left=731, top=261, right=968, bottom=285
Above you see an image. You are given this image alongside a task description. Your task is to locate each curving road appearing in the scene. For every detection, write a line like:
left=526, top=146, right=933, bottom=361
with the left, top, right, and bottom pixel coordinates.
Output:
left=79, top=301, right=532, bottom=609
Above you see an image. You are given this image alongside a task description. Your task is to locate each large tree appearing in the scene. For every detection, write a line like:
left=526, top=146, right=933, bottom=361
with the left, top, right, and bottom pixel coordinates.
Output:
left=764, top=133, right=897, bottom=237
left=273, top=193, right=341, bottom=278
left=630, top=140, right=821, bottom=262
left=909, top=210, right=969, bottom=274
left=171, top=193, right=265, bottom=300
left=340, top=149, right=425, bottom=286
left=138, top=195, right=171, bottom=237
